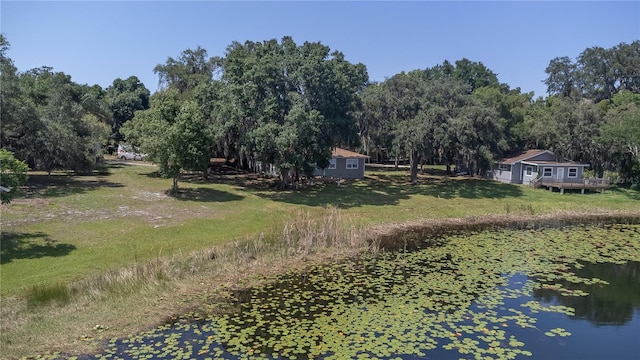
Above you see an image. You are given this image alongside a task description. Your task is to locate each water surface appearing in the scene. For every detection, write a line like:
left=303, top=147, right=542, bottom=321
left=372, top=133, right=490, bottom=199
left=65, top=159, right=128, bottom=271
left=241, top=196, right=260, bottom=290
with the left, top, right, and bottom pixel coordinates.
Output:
left=89, top=224, right=640, bottom=359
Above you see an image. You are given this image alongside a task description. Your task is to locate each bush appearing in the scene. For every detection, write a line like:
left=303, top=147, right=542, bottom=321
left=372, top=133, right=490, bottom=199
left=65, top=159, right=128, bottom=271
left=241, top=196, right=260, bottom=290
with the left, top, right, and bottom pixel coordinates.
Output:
left=0, top=149, right=29, bottom=203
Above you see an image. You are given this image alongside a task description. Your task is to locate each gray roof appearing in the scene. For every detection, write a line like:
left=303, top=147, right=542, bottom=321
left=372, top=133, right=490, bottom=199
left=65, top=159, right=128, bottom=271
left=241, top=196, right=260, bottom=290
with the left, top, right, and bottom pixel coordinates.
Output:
left=522, top=160, right=589, bottom=167
left=499, top=149, right=551, bottom=164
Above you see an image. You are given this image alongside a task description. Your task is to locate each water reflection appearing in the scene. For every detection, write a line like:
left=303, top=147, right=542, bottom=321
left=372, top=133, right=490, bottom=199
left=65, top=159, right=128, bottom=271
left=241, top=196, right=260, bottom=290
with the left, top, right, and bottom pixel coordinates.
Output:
left=534, top=261, right=640, bottom=326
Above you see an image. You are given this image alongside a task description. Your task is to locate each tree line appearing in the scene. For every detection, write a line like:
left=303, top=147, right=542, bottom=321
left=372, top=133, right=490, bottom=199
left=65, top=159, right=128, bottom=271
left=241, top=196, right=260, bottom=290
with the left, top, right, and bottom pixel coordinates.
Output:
left=1, top=36, right=150, bottom=174
left=1, top=34, right=638, bottom=195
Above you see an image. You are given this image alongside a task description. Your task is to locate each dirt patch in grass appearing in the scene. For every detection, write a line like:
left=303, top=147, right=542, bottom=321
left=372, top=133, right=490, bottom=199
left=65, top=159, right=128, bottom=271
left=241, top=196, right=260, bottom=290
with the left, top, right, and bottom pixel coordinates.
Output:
left=2, top=189, right=185, bottom=227
left=1, top=197, right=51, bottom=211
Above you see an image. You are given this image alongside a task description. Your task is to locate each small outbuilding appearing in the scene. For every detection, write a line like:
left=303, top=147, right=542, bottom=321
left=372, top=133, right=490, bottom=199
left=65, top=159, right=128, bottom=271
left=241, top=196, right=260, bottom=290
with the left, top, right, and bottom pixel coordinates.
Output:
left=314, top=147, right=369, bottom=179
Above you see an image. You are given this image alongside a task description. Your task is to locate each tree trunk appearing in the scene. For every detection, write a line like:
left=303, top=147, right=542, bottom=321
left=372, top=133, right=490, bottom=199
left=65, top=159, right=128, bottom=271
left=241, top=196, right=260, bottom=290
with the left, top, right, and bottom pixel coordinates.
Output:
left=277, top=168, right=290, bottom=190
left=446, top=163, right=452, bottom=174
left=172, top=175, right=179, bottom=194
left=410, top=150, right=420, bottom=185
left=202, top=162, right=209, bottom=180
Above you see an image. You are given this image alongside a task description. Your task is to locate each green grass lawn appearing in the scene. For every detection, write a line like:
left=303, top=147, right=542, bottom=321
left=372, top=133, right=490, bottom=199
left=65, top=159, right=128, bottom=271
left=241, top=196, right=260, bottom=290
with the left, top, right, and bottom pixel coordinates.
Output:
left=1, top=161, right=639, bottom=358
left=1, top=164, right=288, bottom=295
left=2, top=162, right=639, bottom=296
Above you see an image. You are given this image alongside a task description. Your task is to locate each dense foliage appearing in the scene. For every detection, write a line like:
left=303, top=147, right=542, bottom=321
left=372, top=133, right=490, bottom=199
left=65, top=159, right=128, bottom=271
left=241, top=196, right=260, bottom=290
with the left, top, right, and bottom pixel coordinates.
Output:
left=0, top=35, right=149, bottom=175
left=105, top=76, right=150, bottom=141
left=2, top=34, right=639, bottom=187
left=357, top=63, right=511, bottom=183
left=0, top=149, right=29, bottom=203
left=124, top=37, right=368, bottom=189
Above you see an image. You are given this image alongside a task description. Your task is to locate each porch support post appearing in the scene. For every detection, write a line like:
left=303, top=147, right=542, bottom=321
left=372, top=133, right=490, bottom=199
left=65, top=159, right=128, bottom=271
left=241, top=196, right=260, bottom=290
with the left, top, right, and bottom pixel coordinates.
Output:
left=581, top=188, right=585, bottom=194
left=560, top=188, right=565, bottom=194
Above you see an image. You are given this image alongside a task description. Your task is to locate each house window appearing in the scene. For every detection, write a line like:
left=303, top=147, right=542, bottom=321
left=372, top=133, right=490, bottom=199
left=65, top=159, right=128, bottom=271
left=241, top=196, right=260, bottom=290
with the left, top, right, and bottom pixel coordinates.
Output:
left=499, top=163, right=510, bottom=171
left=568, top=167, right=578, bottom=178
left=346, top=159, right=358, bottom=169
left=543, top=167, right=553, bottom=177
left=328, top=159, right=336, bottom=169
left=525, top=166, right=532, bottom=176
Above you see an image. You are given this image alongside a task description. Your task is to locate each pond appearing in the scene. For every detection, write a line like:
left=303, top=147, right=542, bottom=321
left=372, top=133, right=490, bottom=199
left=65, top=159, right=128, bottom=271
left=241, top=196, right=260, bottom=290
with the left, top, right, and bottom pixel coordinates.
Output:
left=87, top=224, right=640, bottom=359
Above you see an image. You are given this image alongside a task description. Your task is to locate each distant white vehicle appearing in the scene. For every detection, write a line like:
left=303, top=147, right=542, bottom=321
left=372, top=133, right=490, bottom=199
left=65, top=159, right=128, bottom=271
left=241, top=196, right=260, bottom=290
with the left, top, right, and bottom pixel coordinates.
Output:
left=117, top=144, right=146, bottom=161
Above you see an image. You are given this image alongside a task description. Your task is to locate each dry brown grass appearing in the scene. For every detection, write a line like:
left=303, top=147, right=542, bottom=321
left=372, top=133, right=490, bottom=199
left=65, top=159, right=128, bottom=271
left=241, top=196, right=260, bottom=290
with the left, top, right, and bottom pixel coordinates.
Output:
left=371, top=209, right=640, bottom=250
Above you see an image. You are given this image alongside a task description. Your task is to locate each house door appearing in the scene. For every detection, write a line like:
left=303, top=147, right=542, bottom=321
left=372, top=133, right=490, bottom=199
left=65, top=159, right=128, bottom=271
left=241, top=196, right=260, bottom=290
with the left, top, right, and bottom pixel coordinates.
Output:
left=556, top=167, right=564, bottom=181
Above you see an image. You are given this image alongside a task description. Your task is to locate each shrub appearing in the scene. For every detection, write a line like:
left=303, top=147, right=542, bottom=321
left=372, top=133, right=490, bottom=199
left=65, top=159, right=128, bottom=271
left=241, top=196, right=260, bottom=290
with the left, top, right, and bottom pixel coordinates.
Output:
left=0, top=149, right=29, bottom=203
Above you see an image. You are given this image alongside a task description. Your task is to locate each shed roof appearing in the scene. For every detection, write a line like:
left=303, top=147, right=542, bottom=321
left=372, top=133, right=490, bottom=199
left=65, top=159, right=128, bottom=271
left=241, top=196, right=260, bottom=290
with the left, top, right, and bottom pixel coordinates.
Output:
left=332, top=147, right=369, bottom=159
left=522, top=160, right=589, bottom=167
left=499, top=149, right=551, bottom=164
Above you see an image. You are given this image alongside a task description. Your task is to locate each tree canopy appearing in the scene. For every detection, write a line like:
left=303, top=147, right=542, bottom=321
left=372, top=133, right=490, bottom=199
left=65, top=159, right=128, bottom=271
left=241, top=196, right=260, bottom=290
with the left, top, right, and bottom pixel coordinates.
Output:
left=3, top=34, right=639, bottom=192
left=544, top=41, right=640, bottom=102
left=125, top=37, right=367, bottom=189
left=1, top=35, right=131, bottom=175
left=122, top=90, right=213, bottom=192
left=105, top=76, right=150, bottom=141
left=359, top=62, right=512, bottom=183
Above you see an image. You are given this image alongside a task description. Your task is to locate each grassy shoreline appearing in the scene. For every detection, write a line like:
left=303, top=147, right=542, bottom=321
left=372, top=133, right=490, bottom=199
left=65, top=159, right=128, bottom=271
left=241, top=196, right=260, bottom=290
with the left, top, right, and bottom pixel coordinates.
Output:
left=3, top=211, right=639, bottom=359
left=1, top=163, right=639, bottom=358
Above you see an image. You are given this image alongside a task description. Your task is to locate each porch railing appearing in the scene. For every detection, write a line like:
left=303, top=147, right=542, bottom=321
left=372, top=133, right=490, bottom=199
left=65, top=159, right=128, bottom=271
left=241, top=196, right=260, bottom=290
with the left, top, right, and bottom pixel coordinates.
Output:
left=539, top=177, right=610, bottom=188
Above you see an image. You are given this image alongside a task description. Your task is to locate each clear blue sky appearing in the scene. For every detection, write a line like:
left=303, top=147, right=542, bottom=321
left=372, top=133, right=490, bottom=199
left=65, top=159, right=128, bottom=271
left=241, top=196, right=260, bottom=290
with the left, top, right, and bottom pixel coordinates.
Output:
left=2, top=1, right=639, bottom=98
